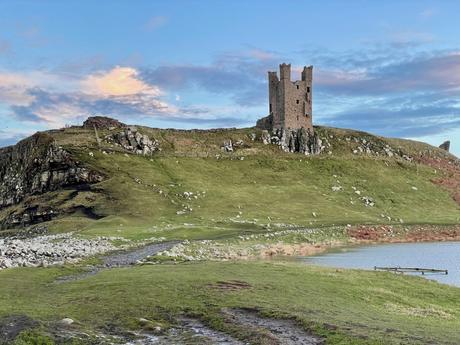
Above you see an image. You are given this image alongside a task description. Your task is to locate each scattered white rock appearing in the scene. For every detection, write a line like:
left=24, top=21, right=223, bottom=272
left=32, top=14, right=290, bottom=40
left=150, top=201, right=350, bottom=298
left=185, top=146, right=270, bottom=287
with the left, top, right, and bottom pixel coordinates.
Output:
left=0, top=233, right=119, bottom=270
left=59, top=318, right=74, bottom=326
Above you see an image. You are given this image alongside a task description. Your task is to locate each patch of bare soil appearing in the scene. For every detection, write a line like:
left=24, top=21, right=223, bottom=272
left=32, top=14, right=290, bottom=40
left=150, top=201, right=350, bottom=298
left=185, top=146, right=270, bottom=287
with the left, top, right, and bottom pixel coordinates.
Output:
left=222, top=308, right=324, bottom=345
left=208, top=280, right=252, bottom=291
left=126, top=317, right=245, bottom=345
left=348, top=224, right=460, bottom=243
left=261, top=243, right=330, bottom=258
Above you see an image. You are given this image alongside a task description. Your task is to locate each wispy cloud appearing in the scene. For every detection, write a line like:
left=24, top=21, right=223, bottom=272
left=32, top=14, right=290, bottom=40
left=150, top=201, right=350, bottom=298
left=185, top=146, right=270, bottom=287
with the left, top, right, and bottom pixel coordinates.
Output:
left=1, top=45, right=460, bottom=148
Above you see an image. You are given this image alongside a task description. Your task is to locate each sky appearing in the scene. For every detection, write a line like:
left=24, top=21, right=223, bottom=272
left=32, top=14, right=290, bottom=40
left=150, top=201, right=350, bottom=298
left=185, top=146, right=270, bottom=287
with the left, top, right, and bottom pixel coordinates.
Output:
left=0, top=0, right=459, bottom=156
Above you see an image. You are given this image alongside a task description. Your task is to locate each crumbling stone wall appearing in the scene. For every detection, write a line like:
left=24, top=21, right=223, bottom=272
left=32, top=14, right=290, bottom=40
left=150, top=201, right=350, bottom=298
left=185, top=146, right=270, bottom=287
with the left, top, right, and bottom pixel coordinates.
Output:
left=0, top=133, right=104, bottom=209
left=439, top=141, right=450, bottom=152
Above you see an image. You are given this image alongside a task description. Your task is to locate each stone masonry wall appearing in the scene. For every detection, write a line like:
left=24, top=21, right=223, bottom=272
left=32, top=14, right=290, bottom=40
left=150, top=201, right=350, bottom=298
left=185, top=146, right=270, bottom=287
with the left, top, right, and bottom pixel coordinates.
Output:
left=268, top=63, right=313, bottom=131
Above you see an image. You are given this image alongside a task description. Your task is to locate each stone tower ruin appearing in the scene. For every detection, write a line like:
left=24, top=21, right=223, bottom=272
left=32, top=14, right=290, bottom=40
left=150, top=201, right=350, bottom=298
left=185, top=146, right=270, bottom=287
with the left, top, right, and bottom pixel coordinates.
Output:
left=256, top=63, right=321, bottom=155
left=257, top=63, right=313, bottom=131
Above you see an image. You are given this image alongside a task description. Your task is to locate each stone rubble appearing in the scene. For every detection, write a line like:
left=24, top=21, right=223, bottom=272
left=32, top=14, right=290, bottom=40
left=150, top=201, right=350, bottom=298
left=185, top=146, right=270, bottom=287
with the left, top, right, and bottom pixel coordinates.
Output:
left=0, top=233, right=120, bottom=270
left=106, top=127, right=160, bottom=155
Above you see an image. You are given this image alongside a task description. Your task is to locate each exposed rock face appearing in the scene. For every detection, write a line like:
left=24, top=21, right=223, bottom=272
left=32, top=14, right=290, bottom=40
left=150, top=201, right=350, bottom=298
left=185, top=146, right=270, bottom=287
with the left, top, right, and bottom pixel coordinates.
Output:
left=83, top=116, right=126, bottom=130
left=0, top=133, right=104, bottom=209
left=267, top=128, right=322, bottom=155
left=439, top=140, right=450, bottom=152
left=106, top=127, right=160, bottom=155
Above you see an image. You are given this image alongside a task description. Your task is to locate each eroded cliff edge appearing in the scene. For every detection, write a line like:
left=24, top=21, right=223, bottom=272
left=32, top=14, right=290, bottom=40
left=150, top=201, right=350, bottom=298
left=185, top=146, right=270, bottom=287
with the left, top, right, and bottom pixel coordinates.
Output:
left=0, top=132, right=104, bottom=228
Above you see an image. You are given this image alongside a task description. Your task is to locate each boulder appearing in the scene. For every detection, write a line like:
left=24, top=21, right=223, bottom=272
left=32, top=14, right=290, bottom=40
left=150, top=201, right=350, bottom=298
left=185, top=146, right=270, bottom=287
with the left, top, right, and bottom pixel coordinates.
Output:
left=221, top=140, right=233, bottom=152
left=59, top=318, right=74, bottom=326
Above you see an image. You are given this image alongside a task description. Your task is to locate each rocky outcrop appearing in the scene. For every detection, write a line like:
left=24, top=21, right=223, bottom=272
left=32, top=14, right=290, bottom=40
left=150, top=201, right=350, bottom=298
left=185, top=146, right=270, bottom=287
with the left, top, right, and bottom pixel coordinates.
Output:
left=105, top=127, right=160, bottom=155
left=0, top=132, right=104, bottom=209
left=82, top=116, right=126, bottom=130
left=439, top=141, right=450, bottom=152
left=262, top=128, right=322, bottom=155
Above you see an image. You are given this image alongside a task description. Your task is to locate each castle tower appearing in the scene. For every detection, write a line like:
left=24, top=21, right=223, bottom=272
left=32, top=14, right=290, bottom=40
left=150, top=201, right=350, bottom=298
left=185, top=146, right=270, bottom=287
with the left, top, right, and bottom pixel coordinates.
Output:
left=267, top=63, right=313, bottom=131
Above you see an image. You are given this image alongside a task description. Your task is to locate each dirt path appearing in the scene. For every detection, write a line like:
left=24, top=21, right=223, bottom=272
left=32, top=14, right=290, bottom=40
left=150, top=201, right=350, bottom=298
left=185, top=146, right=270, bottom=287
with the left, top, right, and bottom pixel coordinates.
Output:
left=101, top=241, right=180, bottom=267
left=55, top=241, right=179, bottom=282
left=223, top=308, right=323, bottom=345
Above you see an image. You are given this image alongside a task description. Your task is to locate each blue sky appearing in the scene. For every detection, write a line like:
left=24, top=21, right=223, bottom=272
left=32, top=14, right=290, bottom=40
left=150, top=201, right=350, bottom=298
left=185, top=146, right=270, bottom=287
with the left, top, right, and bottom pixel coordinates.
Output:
left=0, top=0, right=459, bottom=156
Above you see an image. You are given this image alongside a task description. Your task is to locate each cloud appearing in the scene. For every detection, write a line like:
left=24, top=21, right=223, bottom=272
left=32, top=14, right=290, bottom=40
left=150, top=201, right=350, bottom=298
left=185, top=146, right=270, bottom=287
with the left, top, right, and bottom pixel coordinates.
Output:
left=0, top=129, right=34, bottom=148
left=2, top=45, right=460, bottom=145
left=81, top=66, right=162, bottom=97
left=324, top=99, right=460, bottom=137
left=314, top=51, right=460, bottom=96
left=388, top=31, right=435, bottom=48
left=0, top=66, right=178, bottom=128
left=141, top=49, right=279, bottom=107
left=145, top=16, right=167, bottom=31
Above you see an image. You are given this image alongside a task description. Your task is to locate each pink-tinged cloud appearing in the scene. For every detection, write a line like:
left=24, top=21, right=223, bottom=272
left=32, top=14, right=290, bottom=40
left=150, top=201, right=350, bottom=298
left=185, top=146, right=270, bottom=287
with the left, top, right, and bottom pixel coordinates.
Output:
left=81, top=66, right=163, bottom=97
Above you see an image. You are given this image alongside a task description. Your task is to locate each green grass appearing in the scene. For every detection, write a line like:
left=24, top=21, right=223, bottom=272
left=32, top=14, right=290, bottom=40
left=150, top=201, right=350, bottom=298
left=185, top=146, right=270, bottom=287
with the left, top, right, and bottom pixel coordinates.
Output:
left=1, top=261, right=460, bottom=344
left=1, top=125, right=460, bottom=344
left=2, top=125, right=456, bottom=242
left=64, top=152, right=459, bottom=241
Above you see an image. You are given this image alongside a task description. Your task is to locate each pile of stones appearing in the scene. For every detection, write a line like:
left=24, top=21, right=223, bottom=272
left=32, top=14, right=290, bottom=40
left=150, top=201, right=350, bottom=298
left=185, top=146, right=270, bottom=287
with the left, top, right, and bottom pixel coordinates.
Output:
left=0, top=233, right=118, bottom=269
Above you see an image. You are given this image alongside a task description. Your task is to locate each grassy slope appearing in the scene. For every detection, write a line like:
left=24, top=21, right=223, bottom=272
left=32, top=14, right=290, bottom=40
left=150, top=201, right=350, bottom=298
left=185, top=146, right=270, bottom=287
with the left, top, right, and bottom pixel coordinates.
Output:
left=1, top=125, right=460, bottom=344
left=20, top=125, right=457, bottom=240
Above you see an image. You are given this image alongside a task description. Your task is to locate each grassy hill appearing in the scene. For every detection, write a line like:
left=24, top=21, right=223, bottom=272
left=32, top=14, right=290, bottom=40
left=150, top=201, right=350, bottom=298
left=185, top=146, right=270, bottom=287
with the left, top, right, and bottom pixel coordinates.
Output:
left=1, top=121, right=460, bottom=344
left=1, top=123, right=458, bottom=241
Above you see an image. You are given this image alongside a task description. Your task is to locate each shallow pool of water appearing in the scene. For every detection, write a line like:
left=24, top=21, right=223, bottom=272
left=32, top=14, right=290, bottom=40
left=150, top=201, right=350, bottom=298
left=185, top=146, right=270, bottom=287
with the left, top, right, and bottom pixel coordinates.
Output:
left=303, top=241, right=460, bottom=287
